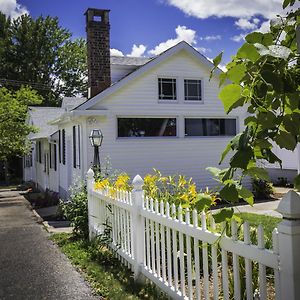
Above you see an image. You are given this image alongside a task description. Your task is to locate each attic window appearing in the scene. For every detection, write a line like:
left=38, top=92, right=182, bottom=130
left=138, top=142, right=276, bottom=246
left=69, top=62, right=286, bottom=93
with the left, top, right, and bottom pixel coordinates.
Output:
left=184, top=79, right=202, bottom=101
left=93, top=15, right=102, bottom=22
left=158, top=78, right=177, bottom=100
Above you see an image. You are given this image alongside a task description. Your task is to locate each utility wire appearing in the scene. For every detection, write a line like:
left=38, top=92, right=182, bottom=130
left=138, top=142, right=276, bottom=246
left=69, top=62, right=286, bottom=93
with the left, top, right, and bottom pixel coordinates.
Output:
left=0, top=78, right=52, bottom=90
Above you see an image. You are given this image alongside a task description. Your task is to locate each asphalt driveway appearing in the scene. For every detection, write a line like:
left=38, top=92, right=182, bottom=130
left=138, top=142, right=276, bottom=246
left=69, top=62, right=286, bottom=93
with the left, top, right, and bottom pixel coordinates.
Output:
left=0, top=189, right=97, bottom=300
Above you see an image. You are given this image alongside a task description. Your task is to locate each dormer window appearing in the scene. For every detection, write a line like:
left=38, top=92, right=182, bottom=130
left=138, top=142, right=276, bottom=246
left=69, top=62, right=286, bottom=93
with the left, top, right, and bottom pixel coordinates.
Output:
left=158, top=78, right=176, bottom=100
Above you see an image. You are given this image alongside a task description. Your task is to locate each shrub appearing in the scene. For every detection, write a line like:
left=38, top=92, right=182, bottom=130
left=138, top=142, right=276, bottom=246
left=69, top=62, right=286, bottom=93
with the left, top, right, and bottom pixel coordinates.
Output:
left=252, top=179, right=274, bottom=200
left=60, top=180, right=89, bottom=239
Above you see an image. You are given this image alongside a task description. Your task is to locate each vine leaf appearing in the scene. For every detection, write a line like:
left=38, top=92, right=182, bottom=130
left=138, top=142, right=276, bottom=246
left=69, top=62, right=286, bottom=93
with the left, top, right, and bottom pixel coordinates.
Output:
left=213, top=208, right=234, bottom=223
left=246, top=167, right=270, bottom=181
left=218, top=84, right=242, bottom=113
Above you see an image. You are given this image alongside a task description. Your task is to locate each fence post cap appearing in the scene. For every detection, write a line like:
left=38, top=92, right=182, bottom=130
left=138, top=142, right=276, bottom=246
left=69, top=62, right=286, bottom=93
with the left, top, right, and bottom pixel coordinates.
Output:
left=86, top=168, right=95, bottom=179
left=132, top=174, right=143, bottom=190
left=277, top=190, right=300, bottom=219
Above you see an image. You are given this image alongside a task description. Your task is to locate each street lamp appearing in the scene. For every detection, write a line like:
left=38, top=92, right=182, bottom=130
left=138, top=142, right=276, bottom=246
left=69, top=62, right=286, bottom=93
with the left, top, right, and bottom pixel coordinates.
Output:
left=89, top=129, right=103, bottom=174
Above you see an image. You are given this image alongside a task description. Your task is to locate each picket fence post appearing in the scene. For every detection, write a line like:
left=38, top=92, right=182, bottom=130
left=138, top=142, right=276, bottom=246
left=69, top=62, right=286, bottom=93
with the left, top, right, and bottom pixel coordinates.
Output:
left=86, top=168, right=95, bottom=240
left=131, top=174, right=145, bottom=281
left=277, top=190, right=300, bottom=300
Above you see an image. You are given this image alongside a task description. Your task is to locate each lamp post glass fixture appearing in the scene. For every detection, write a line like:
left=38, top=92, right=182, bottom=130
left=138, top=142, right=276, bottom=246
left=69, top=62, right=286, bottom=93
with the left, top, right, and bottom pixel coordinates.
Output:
left=89, top=129, right=103, bottom=174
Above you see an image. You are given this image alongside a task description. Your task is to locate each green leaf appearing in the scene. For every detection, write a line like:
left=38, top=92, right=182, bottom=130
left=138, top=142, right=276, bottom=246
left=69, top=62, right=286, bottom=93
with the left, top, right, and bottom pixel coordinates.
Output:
left=230, top=147, right=253, bottom=169
left=213, top=208, right=234, bottom=223
left=213, top=51, right=223, bottom=67
left=227, top=64, right=247, bottom=84
left=237, top=186, right=254, bottom=205
left=220, top=184, right=239, bottom=202
left=237, top=43, right=260, bottom=62
left=210, top=51, right=223, bottom=80
left=195, top=193, right=212, bottom=211
left=218, top=84, right=243, bottom=113
left=246, top=167, right=270, bottom=181
left=274, top=130, right=297, bottom=151
left=206, top=167, right=222, bottom=177
left=283, top=0, right=291, bottom=8
left=246, top=32, right=264, bottom=44
left=219, top=143, right=232, bottom=164
left=294, top=174, right=300, bottom=191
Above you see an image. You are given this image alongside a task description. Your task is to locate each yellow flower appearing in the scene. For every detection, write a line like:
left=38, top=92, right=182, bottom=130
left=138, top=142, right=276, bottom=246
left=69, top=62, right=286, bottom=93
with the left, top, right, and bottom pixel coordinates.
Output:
left=94, top=178, right=110, bottom=190
left=113, top=173, right=132, bottom=191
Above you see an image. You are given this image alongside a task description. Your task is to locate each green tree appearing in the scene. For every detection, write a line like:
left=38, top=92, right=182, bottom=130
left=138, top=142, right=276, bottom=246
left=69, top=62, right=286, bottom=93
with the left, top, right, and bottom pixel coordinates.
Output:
left=0, top=86, right=42, bottom=161
left=0, top=13, right=87, bottom=106
left=209, top=0, right=299, bottom=221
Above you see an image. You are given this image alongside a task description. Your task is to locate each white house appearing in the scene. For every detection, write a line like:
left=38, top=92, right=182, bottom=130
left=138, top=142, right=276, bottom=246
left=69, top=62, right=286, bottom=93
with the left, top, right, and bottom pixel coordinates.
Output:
left=24, top=8, right=248, bottom=198
left=23, top=98, right=85, bottom=195
left=266, top=146, right=300, bottom=184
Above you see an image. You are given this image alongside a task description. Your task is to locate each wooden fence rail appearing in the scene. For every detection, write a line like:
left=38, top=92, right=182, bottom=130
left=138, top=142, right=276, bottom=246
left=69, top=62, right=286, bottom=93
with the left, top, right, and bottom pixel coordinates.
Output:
left=86, top=168, right=300, bottom=300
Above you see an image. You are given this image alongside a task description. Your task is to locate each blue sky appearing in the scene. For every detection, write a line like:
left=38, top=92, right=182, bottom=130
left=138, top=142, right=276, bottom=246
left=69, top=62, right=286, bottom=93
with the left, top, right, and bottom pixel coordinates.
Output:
left=0, top=0, right=291, bottom=66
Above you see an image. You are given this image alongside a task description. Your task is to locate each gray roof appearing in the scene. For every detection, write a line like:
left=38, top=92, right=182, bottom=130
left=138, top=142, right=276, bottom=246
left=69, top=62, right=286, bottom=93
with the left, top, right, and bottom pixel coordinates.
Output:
left=110, top=56, right=153, bottom=66
left=28, top=107, right=64, bottom=140
left=61, top=97, right=86, bottom=111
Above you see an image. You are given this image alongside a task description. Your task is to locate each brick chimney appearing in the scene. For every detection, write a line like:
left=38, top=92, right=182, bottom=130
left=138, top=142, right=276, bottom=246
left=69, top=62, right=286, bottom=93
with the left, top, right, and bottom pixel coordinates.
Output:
left=85, top=8, right=111, bottom=99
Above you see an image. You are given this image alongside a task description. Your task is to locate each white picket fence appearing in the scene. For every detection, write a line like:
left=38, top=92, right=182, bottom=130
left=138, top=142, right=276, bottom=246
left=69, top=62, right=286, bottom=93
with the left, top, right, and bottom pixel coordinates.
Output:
left=87, top=168, right=300, bottom=300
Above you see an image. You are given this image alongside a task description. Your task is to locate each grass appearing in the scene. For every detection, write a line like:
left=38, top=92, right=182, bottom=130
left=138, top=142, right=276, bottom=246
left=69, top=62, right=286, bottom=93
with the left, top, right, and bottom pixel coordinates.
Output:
left=50, top=233, right=168, bottom=300
left=235, top=213, right=281, bottom=247
left=237, top=213, right=281, bottom=234
left=0, top=185, right=17, bottom=190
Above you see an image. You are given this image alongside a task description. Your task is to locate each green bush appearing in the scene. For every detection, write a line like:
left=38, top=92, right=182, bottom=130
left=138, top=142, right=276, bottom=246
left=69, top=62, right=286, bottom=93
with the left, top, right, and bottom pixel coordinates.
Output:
left=252, top=179, right=274, bottom=200
left=60, top=180, right=89, bottom=239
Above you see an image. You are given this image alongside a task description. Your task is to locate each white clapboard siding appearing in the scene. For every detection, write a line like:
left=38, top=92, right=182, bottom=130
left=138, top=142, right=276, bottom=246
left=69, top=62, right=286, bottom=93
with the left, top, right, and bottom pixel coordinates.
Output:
left=79, top=50, right=250, bottom=190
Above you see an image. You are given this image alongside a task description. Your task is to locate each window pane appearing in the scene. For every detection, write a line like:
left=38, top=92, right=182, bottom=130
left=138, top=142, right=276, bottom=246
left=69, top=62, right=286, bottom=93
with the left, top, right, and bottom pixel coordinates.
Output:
left=158, top=78, right=176, bottom=100
left=118, top=118, right=177, bottom=137
left=184, top=79, right=201, bottom=101
left=185, top=118, right=236, bottom=136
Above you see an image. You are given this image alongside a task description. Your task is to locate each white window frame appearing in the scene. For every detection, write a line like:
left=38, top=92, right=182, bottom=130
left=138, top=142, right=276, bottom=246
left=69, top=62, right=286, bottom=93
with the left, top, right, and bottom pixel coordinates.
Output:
left=115, top=116, right=179, bottom=139
left=184, top=78, right=204, bottom=104
left=184, top=117, right=238, bottom=138
left=157, top=77, right=178, bottom=102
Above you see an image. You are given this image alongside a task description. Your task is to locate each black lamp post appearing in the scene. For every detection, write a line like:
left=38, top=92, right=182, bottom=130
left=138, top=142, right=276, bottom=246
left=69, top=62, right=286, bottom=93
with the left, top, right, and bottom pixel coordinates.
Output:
left=89, top=129, right=103, bottom=174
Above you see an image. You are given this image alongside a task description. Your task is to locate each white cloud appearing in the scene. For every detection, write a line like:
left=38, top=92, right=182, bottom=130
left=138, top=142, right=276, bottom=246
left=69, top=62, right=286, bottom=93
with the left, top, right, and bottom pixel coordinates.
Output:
left=127, top=44, right=147, bottom=57
left=257, top=20, right=270, bottom=33
left=164, top=0, right=283, bottom=20
left=0, top=0, right=28, bottom=18
left=253, top=18, right=260, bottom=25
left=110, top=48, right=124, bottom=56
left=231, top=33, right=246, bottom=42
left=196, top=47, right=211, bottom=54
left=148, top=25, right=197, bottom=55
left=235, top=18, right=258, bottom=30
left=201, top=35, right=221, bottom=41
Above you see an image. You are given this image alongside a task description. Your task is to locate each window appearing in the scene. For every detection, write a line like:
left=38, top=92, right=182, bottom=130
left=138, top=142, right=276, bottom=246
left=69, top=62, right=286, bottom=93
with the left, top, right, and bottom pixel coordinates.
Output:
left=184, top=79, right=202, bottom=101
left=73, top=126, right=76, bottom=168
left=72, top=125, right=81, bottom=169
left=54, top=144, right=57, bottom=171
left=118, top=118, right=177, bottom=137
left=25, top=154, right=32, bottom=168
left=49, top=144, right=57, bottom=171
left=185, top=118, right=236, bottom=136
left=62, top=129, right=66, bottom=165
left=158, top=78, right=176, bottom=100
left=58, top=130, right=61, bottom=163
left=37, top=141, right=42, bottom=163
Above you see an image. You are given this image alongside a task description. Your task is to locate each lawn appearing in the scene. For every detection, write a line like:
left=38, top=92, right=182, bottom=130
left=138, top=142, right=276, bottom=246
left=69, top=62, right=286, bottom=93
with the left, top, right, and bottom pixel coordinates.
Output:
left=237, top=213, right=281, bottom=236
left=50, top=233, right=168, bottom=300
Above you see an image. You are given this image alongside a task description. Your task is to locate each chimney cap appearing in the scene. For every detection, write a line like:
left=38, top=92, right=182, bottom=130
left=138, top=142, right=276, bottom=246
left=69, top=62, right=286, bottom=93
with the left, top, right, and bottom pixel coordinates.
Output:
left=84, top=8, right=110, bottom=16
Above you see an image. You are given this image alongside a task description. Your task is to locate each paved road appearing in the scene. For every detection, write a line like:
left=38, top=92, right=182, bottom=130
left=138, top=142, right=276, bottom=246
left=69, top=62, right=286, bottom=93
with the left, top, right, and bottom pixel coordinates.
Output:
left=0, top=190, right=98, bottom=300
